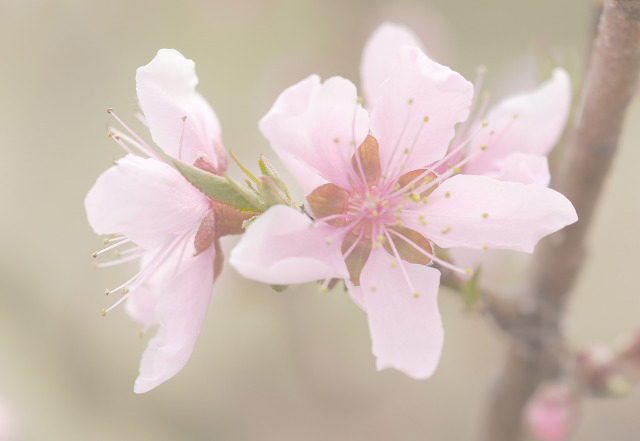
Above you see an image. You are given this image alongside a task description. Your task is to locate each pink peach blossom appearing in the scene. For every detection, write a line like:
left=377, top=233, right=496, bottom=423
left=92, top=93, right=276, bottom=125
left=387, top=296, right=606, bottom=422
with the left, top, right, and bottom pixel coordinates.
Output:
left=525, top=384, right=579, bottom=441
left=86, top=49, right=240, bottom=393
left=231, top=43, right=577, bottom=378
left=362, top=23, right=573, bottom=290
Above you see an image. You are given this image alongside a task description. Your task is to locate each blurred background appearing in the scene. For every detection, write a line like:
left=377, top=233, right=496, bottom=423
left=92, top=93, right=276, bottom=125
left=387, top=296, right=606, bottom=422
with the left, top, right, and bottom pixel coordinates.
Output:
left=1, top=0, right=639, bottom=439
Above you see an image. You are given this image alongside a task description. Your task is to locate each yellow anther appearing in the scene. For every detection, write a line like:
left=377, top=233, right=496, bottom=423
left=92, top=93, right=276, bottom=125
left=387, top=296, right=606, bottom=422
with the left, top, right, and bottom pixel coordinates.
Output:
left=482, top=244, right=489, bottom=251
left=410, top=192, right=421, bottom=202
left=441, top=226, right=451, bottom=235
left=390, top=261, right=397, bottom=268
left=413, top=292, right=420, bottom=299
left=465, top=268, right=473, bottom=275
left=396, top=205, right=404, bottom=212
left=403, top=147, right=410, bottom=154
left=381, top=200, right=389, bottom=209
left=453, top=167, right=461, bottom=174
left=325, top=238, right=333, bottom=245
left=424, top=175, right=434, bottom=183
left=101, top=309, right=107, bottom=317
left=482, top=212, right=489, bottom=219
left=407, top=184, right=415, bottom=191
left=319, top=286, right=329, bottom=294
left=396, top=220, right=404, bottom=227
left=121, top=288, right=130, bottom=294
left=480, top=144, right=488, bottom=151
left=393, top=183, right=401, bottom=191
left=418, top=215, right=426, bottom=226
left=356, top=96, right=364, bottom=105
left=481, top=121, right=489, bottom=128
left=407, top=98, right=414, bottom=105
left=372, top=209, right=379, bottom=217
left=377, top=234, right=386, bottom=243
left=422, top=196, right=429, bottom=204
left=444, top=192, right=451, bottom=198
left=423, top=116, right=430, bottom=122
left=372, top=241, right=381, bottom=249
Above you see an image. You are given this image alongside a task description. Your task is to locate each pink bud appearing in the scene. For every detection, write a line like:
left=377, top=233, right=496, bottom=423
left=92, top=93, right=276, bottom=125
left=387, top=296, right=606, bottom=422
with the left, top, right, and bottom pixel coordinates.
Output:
left=525, top=384, right=578, bottom=441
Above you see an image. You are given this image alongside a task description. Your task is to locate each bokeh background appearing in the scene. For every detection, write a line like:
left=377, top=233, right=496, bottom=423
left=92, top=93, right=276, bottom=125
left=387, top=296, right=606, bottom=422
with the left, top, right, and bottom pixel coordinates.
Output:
left=1, top=0, right=639, bottom=439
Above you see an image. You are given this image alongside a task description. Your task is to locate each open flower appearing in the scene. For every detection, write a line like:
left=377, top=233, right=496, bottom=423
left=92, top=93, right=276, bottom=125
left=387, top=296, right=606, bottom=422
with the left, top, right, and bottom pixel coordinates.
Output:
left=85, top=49, right=247, bottom=393
left=362, top=23, right=573, bottom=290
left=230, top=43, right=577, bottom=378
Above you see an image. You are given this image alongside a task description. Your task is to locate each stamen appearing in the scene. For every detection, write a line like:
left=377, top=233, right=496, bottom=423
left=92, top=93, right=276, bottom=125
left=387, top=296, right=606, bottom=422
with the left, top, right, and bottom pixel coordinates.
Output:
left=96, top=252, right=144, bottom=268
left=108, top=127, right=157, bottom=159
left=387, top=228, right=470, bottom=276
left=107, top=132, right=134, bottom=155
left=106, top=109, right=160, bottom=160
left=381, top=228, right=419, bottom=298
left=92, top=238, right=130, bottom=258
left=342, top=229, right=365, bottom=259
left=178, top=116, right=187, bottom=161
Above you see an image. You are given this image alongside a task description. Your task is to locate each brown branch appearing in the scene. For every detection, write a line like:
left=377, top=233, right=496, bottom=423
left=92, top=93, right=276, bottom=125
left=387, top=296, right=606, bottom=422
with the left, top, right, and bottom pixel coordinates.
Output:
left=476, top=1, right=640, bottom=440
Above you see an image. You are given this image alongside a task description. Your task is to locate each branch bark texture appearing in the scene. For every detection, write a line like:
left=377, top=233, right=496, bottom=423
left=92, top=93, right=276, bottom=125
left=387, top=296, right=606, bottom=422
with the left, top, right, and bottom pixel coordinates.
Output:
left=478, top=1, right=640, bottom=440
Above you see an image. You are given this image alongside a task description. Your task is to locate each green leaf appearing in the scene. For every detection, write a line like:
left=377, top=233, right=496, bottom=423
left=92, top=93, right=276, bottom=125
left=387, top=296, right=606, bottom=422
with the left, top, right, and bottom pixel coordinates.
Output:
left=462, top=266, right=482, bottom=308
left=173, top=159, right=265, bottom=212
left=258, top=154, right=291, bottom=202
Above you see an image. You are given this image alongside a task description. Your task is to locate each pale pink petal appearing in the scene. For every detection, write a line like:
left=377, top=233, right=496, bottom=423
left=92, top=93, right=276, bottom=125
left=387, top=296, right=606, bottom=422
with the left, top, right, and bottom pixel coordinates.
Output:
left=136, top=49, right=224, bottom=165
left=134, top=245, right=215, bottom=393
left=360, top=22, right=425, bottom=109
left=486, top=152, right=551, bottom=186
left=465, top=68, right=571, bottom=176
left=348, top=250, right=443, bottom=379
left=410, top=174, right=577, bottom=253
left=125, top=243, right=188, bottom=327
left=525, top=384, right=577, bottom=441
left=259, top=75, right=369, bottom=191
left=370, top=46, right=473, bottom=173
left=229, top=205, right=349, bottom=284
left=85, top=155, right=209, bottom=249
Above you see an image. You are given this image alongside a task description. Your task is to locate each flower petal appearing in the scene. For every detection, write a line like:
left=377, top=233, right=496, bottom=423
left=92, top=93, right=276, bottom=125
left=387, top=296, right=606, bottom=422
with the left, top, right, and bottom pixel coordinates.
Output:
left=85, top=155, right=209, bottom=249
left=465, top=68, right=571, bottom=177
left=488, top=152, right=551, bottom=186
left=360, top=22, right=425, bottom=109
left=230, top=205, right=349, bottom=284
left=370, top=46, right=473, bottom=174
left=259, top=75, right=369, bottom=191
left=134, top=245, right=215, bottom=394
left=411, top=174, right=577, bottom=253
left=136, top=49, right=224, bottom=165
left=348, top=250, right=443, bottom=378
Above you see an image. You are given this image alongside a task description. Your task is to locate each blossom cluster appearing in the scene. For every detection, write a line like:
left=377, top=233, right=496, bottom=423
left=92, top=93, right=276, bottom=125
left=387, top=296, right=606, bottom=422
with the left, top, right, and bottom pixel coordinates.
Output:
left=86, top=23, right=577, bottom=392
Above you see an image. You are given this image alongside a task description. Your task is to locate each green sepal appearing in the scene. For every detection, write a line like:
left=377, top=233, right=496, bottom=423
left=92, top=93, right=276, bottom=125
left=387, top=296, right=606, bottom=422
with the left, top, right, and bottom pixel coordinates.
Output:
left=258, top=176, right=289, bottom=207
left=258, top=154, right=291, bottom=202
left=173, top=159, right=265, bottom=213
